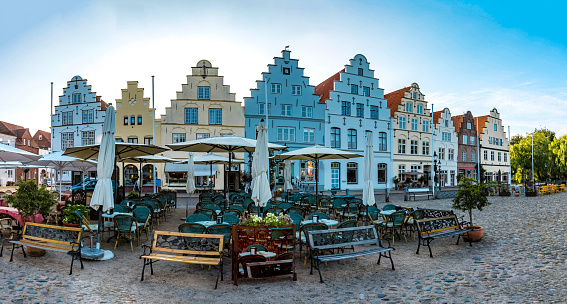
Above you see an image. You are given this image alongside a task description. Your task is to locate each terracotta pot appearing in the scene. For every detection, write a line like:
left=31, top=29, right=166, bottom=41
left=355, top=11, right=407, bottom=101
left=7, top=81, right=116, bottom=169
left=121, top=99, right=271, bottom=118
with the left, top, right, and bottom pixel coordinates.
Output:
left=23, top=244, right=47, bottom=257
left=62, top=223, right=80, bottom=228
left=514, top=192, right=520, bottom=197
left=462, top=226, right=484, bottom=242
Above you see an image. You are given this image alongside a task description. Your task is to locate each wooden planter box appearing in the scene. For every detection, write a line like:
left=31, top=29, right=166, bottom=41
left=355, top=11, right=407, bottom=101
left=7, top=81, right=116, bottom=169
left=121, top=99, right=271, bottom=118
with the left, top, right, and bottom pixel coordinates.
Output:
left=498, top=191, right=511, bottom=197
left=231, top=224, right=296, bottom=285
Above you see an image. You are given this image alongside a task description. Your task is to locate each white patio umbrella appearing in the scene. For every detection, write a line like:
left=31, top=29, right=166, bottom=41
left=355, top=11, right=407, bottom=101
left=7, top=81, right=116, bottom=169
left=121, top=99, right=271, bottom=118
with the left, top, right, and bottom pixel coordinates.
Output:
left=283, top=160, right=293, bottom=192
left=0, top=144, right=41, bottom=162
left=191, top=153, right=244, bottom=192
left=272, top=145, right=363, bottom=202
left=251, top=122, right=271, bottom=208
left=185, top=153, right=197, bottom=219
left=362, top=135, right=375, bottom=224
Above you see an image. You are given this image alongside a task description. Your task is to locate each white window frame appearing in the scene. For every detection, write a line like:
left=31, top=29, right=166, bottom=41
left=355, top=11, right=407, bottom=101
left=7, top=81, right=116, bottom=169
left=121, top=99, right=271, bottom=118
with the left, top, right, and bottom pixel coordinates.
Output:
left=277, top=127, right=295, bottom=142
left=208, top=108, right=222, bottom=125
left=411, top=118, right=418, bottom=131
left=184, top=108, right=198, bottom=124
left=82, top=131, right=95, bottom=146
left=422, top=141, right=429, bottom=155
left=281, top=104, right=292, bottom=117
left=82, top=109, right=93, bottom=124
left=301, top=106, right=312, bottom=118
left=292, top=85, right=302, bottom=96
left=398, top=139, right=406, bottom=154
left=271, top=83, right=282, bottom=94
left=399, top=117, right=406, bottom=129
left=172, top=133, right=186, bottom=143
left=198, top=86, right=210, bottom=99
left=303, top=128, right=315, bottom=143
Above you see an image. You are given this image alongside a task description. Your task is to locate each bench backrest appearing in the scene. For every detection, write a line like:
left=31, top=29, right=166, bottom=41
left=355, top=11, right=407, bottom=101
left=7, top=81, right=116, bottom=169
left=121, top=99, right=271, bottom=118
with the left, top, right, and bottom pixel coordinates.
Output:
left=415, top=215, right=461, bottom=236
left=406, top=188, right=430, bottom=193
left=421, top=208, right=454, bottom=218
left=22, top=222, right=82, bottom=247
left=150, top=230, right=223, bottom=256
left=307, top=225, right=380, bottom=250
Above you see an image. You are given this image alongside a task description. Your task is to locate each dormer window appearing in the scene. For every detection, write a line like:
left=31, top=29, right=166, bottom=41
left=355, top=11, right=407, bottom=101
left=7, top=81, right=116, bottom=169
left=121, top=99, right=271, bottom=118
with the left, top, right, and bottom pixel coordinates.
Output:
left=467, top=122, right=471, bottom=129
left=39, top=135, right=42, bottom=140
left=412, top=92, right=417, bottom=99
left=198, top=86, right=210, bottom=99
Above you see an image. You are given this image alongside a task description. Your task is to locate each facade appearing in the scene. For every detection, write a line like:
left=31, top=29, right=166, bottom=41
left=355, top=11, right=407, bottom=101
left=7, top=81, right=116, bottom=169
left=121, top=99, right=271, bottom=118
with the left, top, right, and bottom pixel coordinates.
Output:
left=476, top=108, right=510, bottom=183
left=0, top=131, right=16, bottom=186
left=0, top=122, right=38, bottom=185
left=316, top=54, right=393, bottom=191
left=33, top=130, right=52, bottom=185
left=432, top=108, right=458, bottom=187
left=385, top=83, right=433, bottom=187
left=451, top=111, right=478, bottom=179
left=51, top=75, right=108, bottom=185
left=115, top=81, right=160, bottom=192
left=160, top=60, right=244, bottom=191
left=244, top=48, right=324, bottom=189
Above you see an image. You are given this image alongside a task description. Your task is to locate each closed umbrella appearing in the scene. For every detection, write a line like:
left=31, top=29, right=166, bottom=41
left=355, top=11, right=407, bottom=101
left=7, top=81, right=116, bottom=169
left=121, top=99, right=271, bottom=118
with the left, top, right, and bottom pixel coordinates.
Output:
left=362, top=135, right=375, bottom=224
left=283, top=160, right=293, bottom=192
left=251, top=122, right=271, bottom=208
left=185, top=152, right=197, bottom=219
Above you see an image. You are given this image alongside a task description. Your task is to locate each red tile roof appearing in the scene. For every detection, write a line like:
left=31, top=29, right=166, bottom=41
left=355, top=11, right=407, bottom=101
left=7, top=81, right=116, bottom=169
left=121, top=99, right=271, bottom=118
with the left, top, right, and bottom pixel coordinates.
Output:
left=451, top=114, right=464, bottom=134
left=33, top=130, right=51, bottom=149
left=432, top=110, right=443, bottom=126
left=475, top=115, right=489, bottom=140
left=315, top=69, right=343, bottom=104
left=0, top=121, right=25, bottom=137
left=384, top=87, right=411, bottom=117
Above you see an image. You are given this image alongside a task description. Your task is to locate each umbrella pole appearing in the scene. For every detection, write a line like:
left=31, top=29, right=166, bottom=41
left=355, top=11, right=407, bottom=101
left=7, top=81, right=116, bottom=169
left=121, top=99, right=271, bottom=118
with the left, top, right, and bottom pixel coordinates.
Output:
left=122, top=162, right=125, bottom=200
left=227, top=152, right=232, bottom=201
left=139, top=161, right=142, bottom=197
left=59, top=170, right=62, bottom=201
left=209, top=162, right=213, bottom=193
left=315, top=159, right=319, bottom=203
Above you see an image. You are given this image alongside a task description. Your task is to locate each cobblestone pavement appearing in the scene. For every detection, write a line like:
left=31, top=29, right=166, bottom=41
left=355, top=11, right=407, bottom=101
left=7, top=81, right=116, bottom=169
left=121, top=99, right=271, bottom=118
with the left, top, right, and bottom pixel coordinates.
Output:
left=1, top=193, right=567, bottom=303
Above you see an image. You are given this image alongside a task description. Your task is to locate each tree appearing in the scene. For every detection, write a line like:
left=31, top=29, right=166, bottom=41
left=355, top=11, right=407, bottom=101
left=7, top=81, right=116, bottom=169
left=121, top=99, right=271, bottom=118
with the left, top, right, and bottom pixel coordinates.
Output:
left=510, top=132, right=552, bottom=182
left=550, top=135, right=567, bottom=178
left=452, top=177, right=490, bottom=229
left=534, top=127, right=555, bottom=142
left=510, top=134, right=524, bottom=146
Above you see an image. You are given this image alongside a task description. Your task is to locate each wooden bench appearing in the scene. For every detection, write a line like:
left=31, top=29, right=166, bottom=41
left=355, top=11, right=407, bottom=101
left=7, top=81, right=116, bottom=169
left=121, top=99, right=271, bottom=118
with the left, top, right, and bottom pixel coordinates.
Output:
left=415, top=215, right=472, bottom=258
left=9, top=222, right=83, bottom=275
left=307, top=225, right=395, bottom=283
left=405, top=188, right=433, bottom=201
left=140, top=231, right=224, bottom=289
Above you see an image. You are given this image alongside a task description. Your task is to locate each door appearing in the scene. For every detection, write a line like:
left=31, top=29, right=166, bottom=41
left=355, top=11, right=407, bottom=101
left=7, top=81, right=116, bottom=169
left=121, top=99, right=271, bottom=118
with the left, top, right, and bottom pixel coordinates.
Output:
left=331, top=162, right=340, bottom=190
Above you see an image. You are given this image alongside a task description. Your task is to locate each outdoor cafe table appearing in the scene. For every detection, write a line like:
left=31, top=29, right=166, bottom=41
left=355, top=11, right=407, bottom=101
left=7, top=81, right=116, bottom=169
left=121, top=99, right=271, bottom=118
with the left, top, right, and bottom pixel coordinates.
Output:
left=0, top=206, right=44, bottom=226
left=102, top=212, right=134, bottom=219
left=194, top=221, right=229, bottom=227
left=301, top=219, right=338, bottom=227
left=239, top=251, right=276, bottom=258
left=331, top=195, right=355, bottom=202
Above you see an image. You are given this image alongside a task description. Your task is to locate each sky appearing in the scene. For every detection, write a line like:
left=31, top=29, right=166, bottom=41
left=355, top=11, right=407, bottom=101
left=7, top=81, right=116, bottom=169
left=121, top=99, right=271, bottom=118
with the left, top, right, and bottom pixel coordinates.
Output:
left=1, top=0, right=566, bottom=138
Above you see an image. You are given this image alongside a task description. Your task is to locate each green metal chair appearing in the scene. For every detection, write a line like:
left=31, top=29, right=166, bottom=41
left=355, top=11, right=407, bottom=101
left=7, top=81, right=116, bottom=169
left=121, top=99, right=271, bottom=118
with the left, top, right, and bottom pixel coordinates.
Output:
left=113, top=214, right=138, bottom=251
left=178, top=223, right=207, bottom=234
left=133, top=205, right=152, bottom=241
left=307, top=212, right=330, bottom=221
left=221, top=214, right=240, bottom=226
left=185, top=213, right=210, bottom=223
left=379, top=211, right=407, bottom=245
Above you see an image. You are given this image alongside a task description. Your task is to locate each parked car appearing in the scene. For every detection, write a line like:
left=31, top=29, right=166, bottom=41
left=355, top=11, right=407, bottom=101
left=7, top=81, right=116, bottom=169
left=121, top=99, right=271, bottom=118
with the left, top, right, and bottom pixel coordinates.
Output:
left=71, top=179, right=117, bottom=193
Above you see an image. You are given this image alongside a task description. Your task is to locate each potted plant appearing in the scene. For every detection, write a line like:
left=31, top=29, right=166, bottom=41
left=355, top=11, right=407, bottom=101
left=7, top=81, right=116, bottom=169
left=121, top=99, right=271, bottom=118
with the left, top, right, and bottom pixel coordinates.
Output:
left=452, top=177, right=491, bottom=242
left=62, top=204, right=90, bottom=227
left=126, top=191, right=140, bottom=200
left=497, top=184, right=511, bottom=196
left=7, top=179, right=59, bottom=256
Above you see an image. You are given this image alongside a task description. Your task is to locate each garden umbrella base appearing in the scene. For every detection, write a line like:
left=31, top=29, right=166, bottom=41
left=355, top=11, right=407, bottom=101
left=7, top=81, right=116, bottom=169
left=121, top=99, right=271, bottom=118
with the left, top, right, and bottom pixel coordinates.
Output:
left=81, top=248, right=114, bottom=260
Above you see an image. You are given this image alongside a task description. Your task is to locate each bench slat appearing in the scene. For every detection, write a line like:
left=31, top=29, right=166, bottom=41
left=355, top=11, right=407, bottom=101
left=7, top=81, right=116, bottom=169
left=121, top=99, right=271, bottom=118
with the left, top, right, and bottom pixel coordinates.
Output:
left=317, top=247, right=393, bottom=262
left=142, top=253, right=221, bottom=265
left=10, top=240, right=74, bottom=253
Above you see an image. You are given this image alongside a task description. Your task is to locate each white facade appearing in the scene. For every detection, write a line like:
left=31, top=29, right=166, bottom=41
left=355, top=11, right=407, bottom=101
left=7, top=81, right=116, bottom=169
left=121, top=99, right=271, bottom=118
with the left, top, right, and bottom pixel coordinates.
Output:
left=317, top=54, right=393, bottom=191
left=433, top=108, right=458, bottom=186
left=0, top=136, right=16, bottom=186
left=478, top=108, right=510, bottom=183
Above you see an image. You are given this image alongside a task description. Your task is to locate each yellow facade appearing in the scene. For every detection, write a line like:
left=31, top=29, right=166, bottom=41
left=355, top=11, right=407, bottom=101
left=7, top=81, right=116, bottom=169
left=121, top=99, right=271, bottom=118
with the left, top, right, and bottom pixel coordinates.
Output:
left=160, top=60, right=245, bottom=191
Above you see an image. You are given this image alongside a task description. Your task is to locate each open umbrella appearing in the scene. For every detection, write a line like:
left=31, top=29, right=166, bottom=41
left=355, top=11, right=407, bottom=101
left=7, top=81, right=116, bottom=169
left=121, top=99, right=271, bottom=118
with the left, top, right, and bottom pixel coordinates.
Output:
left=283, top=160, right=293, bottom=192
left=272, top=145, right=363, bottom=202
left=167, top=134, right=286, bottom=197
left=0, top=144, right=41, bottom=162
left=251, top=122, right=271, bottom=208
left=362, top=135, right=375, bottom=224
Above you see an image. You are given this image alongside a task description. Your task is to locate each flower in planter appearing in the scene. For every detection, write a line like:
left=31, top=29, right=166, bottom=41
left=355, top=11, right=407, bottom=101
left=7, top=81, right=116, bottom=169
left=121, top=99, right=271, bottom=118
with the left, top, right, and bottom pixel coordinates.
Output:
left=240, top=213, right=292, bottom=227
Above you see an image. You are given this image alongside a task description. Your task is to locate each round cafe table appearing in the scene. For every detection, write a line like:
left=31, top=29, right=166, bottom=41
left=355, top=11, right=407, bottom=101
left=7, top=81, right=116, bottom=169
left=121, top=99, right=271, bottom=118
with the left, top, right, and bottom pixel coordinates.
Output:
left=194, top=221, right=228, bottom=227
left=240, top=251, right=276, bottom=258
left=301, top=219, right=338, bottom=227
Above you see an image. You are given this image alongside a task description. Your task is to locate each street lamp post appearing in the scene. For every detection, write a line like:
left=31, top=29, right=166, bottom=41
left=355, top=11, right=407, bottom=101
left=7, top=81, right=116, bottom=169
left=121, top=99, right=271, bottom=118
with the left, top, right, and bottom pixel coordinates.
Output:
left=433, top=152, right=439, bottom=198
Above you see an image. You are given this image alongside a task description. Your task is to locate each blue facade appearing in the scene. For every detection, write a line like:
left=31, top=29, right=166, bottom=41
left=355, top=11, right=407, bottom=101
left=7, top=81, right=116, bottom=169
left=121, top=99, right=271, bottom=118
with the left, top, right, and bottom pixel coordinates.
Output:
left=316, top=54, right=393, bottom=191
left=244, top=48, right=325, bottom=187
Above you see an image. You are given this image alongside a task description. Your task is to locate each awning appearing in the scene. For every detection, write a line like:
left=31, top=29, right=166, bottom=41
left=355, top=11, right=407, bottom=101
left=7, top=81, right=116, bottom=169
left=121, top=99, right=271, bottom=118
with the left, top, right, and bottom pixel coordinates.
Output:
left=164, top=163, right=217, bottom=176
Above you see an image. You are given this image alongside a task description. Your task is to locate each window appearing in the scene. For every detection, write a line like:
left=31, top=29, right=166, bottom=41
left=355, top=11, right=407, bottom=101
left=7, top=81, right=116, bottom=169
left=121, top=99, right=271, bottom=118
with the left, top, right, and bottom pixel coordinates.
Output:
left=277, top=127, right=295, bottom=142
left=301, top=106, right=312, bottom=118
left=331, top=128, right=340, bottom=148
left=62, top=111, right=73, bottom=126
left=196, top=133, right=210, bottom=140
left=283, top=67, right=290, bottom=75
left=357, top=68, right=363, bottom=76
left=82, top=109, right=93, bottom=124
left=259, top=103, right=271, bottom=115
left=444, top=120, right=449, bottom=127
left=271, top=83, right=282, bottom=94
left=341, top=101, right=351, bottom=116
left=442, top=132, right=451, bottom=141
left=416, top=104, right=423, bottom=114
left=39, top=135, right=42, bottom=140
left=504, top=153, right=507, bottom=162
left=494, top=124, right=497, bottom=131
left=405, top=102, right=412, bottom=113
left=209, top=109, right=222, bottom=125
left=82, top=131, right=95, bottom=146
left=72, top=93, right=81, bottom=104
left=399, top=117, right=406, bottom=129
left=130, top=115, right=135, bottom=125
left=144, top=136, right=153, bottom=145
left=292, top=85, right=302, bottom=96
left=172, top=133, right=186, bottom=143
left=467, top=122, right=471, bottom=129
left=137, top=115, right=143, bottom=125
left=448, top=148, right=454, bottom=160
left=281, top=104, right=292, bottom=117
left=470, top=136, right=475, bottom=145
left=411, top=118, right=418, bottom=131
left=439, top=148, right=445, bottom=160
left=347, top=129, right=357, bottom=149
left=412, top=92, right=417, bottom=99
left=356, top=104, right=364, bottom=117
left=127, top=137, right=138, bottom=144
left=471, top=151, right=476, bottom=162
left=363, top=86, right=370, bottom=96
left=461, top=151, right=467, bottom=162
left=115, top=137, right=124, bottom=142
left=491, top=151, right=495, bottom=161
left=398, top=165, right=406, bottom=179
left=422, top=141, right=429, bottom=155
left=370, top=106, right=378, bottom=119
left=61, top=132, right=74, bottom=150
left=123, top=116, right=128, bottom=125
left=423, top=120, right=429, bottom=132
left=184, top=108, right=198, bottom=124
left=347, top=162, right=358, bottom=184
left=498, top=152, right=501, bottom=161
left=198, top=86, right=210, bottom=99
left=350, top=85, right=358, bottom=94
left=303, top=128, right=314, bottom=143
left=410, top=140, right=418, bottom=154
left=22, top=139, right=25, bottom=146
left=463, top=136, right=468, bottom=145
left=377, top=163, right=387, bottom=183
left=484, top=150, right=488, bottom=160
left=398, top=139, right=406, bottom=154
left=378, top=132, right=387, bottom=151
left=301, top=161, right=314, bottom=181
